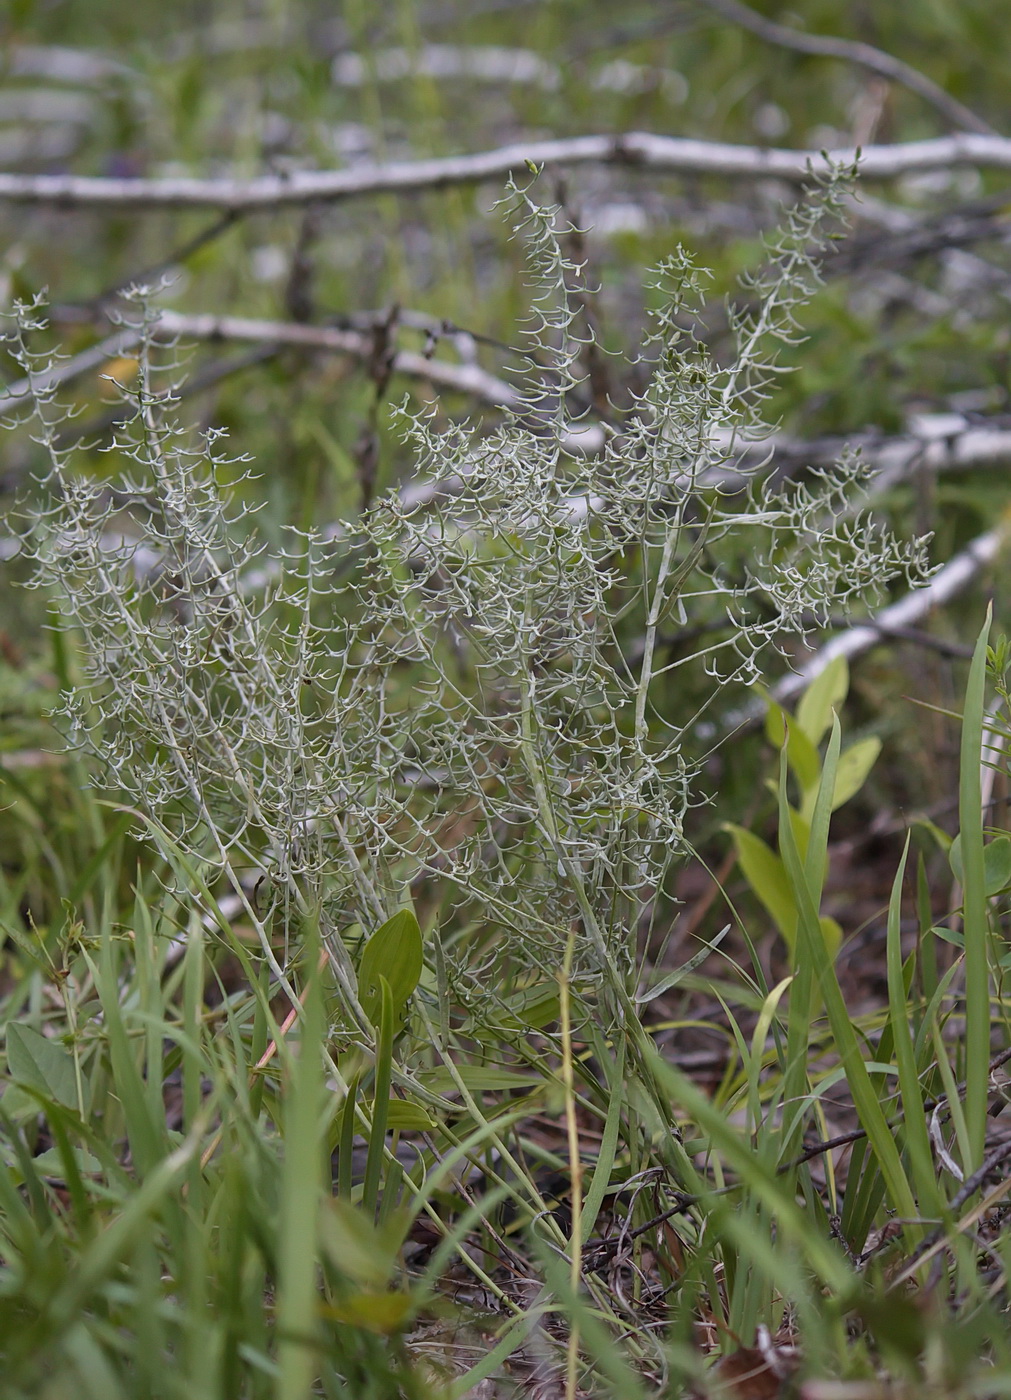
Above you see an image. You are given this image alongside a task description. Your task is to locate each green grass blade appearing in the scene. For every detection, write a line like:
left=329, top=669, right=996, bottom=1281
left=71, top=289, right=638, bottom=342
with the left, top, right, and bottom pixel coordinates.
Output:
left=276, top=925, right=325, bottom=1400
left=579, top=1033, right=626, bottom=1241
left=362, top=975, right=394, bottom=1221
left=779, top=718, right=920, bottom=1234
left=958, top=607, right=993, bottom=1168
left=886, top=835, right=941, bottom=1215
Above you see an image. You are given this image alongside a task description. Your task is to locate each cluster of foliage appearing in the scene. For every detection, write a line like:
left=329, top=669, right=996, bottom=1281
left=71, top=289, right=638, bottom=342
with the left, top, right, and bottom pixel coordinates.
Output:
left=1, top=165, right=1009, bottom=1400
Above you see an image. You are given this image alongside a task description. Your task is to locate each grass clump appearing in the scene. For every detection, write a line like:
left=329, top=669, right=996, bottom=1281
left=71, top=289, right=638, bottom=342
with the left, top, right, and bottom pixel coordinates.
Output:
left=2, top=167, right=1008, bottom=1398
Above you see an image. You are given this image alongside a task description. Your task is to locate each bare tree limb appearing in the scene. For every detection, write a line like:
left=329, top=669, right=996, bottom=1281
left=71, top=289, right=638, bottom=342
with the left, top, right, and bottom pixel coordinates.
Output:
left=0, top=311, right=520, bottom=422
left=769, top=521, right=1010, bottom=708
left=718, top=416, right=1011, bottom=484
left=3, top=133, right=1011, bottom=211
left=332, top=44, right=690, bottom=106
left=85, top=211, right=244, bottom=312
left=0, top=327, right=144, bottom=417
left=1, top=44, right=139, bottom=87
left=147, top=309, right=520, bottom=408
left=9, top=307, right=1011, bottom=485
left=701, top=0, right=998, bottom=138
left=827, top=193, right=1011, bottom=276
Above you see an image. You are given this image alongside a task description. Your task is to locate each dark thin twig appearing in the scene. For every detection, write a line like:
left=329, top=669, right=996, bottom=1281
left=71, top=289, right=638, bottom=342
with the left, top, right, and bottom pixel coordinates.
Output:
left=889, top=1134, right=1011, bottom=1283
left=788, top=1044, right=1011, bottom=1171
left=949, top=1136, right=1011, bottom=1214
left=821, top=615, right=975, bottom=660
left=827, top=193, right=1011, bottom=278
left=583, top=1194, right=699, bottom=1273
left=701, top=0, right=998, bottom=137
left=74, top=210, right=244, bottom=313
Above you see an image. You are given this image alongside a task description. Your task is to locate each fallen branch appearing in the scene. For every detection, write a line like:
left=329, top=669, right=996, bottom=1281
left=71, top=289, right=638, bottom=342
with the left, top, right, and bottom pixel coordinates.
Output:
left=722, top=415, right=1011, bottom=484
left=769, top=520, right=1010, bottom=707
left=0, top=327, right=145, bottom=418
left=150, top=309, right=520, bottom=408
left=0, top=311, right=518, bottom=420
left=3, top=132, right=1011, bottom=210
left=13, top=308, right=1011, bottom=479
left=9, top=308, right=1011, bottom=518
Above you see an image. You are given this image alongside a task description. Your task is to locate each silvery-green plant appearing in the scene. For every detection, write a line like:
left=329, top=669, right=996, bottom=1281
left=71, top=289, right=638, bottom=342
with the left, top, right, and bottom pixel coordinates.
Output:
left=6, top=167, right=927, bottom=1045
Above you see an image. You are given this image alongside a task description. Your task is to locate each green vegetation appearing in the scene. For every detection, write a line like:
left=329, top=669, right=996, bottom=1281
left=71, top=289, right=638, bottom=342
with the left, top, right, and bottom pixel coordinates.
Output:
left=3, top=3, right=1011, bottom=1397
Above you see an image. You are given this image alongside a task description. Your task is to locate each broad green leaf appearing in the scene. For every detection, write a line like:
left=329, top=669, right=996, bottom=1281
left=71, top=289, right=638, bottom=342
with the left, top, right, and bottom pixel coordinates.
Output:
left=30, top=1146, right=103, bottom=1177
left=725, top=824, right=797, bottom=951
left=932, top=924, right=965, bottom=948
left=324, top=1291, right=414, bottom=1334
left=913, top=816, right=952, bottom=854
left=0, top=1083, right=44, bottom=1120
left=384, top=1099, right=437, bottom=1132
left=886, top=836, right=943, bottom=1219
left=363, top=976, right=394, bottom=1217
left=801, top=714, right=839, bottom=915
left=766, top=702, right=821, bottom=793
left=6, top=1022, right=80, bottom=1111
left=765, top=698, right=788, bottom=750
left=418, top=1066, right=544, bottom=1095
left=819, top=915, right=843, bottom=961
left=948, top=832, right=963, bottom=883
left=789, top=727, right=822, bottom=798
left=796, top=656, right=849, bottom=747
left=787, top=805, right=812, bottom=870
left=831, top=736, right=881, bottom=811
left=798, top=736, right=880, bottom=825
left=949, top=830, right=1011, bottom=895
left=777, top=728, right=920, bottom=1230
left=985, top=833, right=1011, bottom=892
left=358, top=909, right=423, bottom=1027
left=319, top=1197, right=404, bottom=1290
left=494, top=983, right=560, bottom=1030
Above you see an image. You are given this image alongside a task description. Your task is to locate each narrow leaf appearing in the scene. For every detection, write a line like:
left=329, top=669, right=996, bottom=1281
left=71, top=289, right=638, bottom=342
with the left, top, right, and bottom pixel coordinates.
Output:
left=959, top=607, right=993, bottom=1168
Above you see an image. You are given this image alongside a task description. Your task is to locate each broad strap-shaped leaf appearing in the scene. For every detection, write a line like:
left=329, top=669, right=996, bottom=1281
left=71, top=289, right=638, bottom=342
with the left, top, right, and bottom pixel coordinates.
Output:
left=6, top=1022, right=82, bottom=1111
left=796, top=655, right=849, bottom=747
left=358, top=909, right=423, bottom=1028
left=726, top=824, right=798, bottom=952
left=949, top=830, right=1011, bottom=895
left=830, top=736, right=882, bottom=812
left=766, top=701, right=821, bottom=794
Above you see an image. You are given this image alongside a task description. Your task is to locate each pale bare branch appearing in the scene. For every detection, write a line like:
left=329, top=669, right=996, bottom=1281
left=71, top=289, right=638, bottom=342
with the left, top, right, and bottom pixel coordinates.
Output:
left=9, top=308, right=1011, bottom=492
left=769, top=523, right=1009, bottom=707
left=0, top=327, right=144, bottom=417
left=2, top=133, right=1011, bottom=211
left=0, top=312, right=517, bottom=421
left=148, top=310, right=520, bottom=408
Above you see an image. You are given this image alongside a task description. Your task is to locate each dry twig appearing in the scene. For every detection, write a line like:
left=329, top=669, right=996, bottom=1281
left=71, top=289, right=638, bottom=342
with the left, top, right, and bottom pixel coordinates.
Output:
left=702, top=0, right=998, bottom=137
